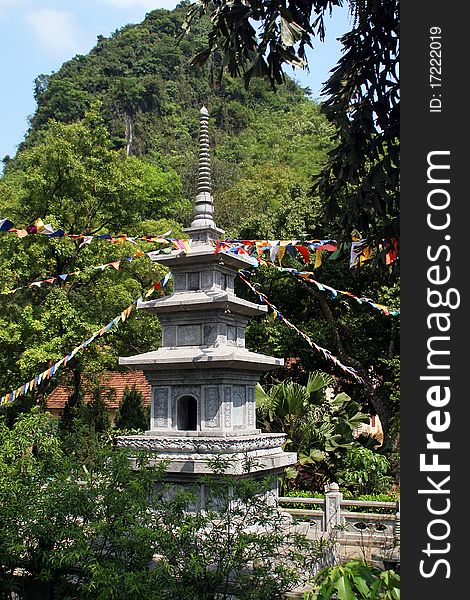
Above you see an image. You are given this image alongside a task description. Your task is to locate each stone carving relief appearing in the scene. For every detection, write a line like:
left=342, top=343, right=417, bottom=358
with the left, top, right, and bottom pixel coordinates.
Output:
left=226, top=275, right=235, bottom=292
left=117, top=432, right=287, bottom=454
left=227, top=326, right=236, bottom=345
left=204, top=386, right=220, bottom=428
left=204, top=324, right=217, bottom=345
left=162, top=325, right=177, bottom=347
left=247, top=402, right=254, bottom=427
left=201, top=271, right=213, bottom=289
left=223, top=386, right=232, bottom=428
left=188, top=272, right=200, bottom=290
left=173, top=273, right=186, bottom=291
left=247, top=387, right=255, bottom=426
left=178, top=324, right=201, bottom=345
left=232, top=386, right=245, bottom=428
left=153, top=387, right=169, bottom=428
left=171, top=386, right=201, bottom=402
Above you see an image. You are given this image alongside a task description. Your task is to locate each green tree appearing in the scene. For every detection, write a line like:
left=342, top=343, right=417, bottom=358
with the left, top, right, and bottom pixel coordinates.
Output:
left=18, top=5, right=310, bottom=208
left=12, top=105, right=183, bottom=235
left=0, top=408, right=164, bottom=598
left=115, top=384, right=148, bottom=431
left=86, top=384, right=112, bottom=433
left=0, top=4, right=400, bottom=456
left=242, top=255, right=399, bottom=449
left=0, top=108, right=178, bottom=409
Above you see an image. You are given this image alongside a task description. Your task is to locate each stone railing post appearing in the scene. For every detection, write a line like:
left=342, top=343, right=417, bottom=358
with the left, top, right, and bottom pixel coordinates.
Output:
left=395, top=498, right=400, bottom=543
left=324, top=482, right=343, bottom=533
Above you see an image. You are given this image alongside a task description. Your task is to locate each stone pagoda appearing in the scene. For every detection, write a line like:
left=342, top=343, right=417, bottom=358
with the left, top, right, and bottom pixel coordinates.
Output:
left=117, top=107, right=296, bottom=502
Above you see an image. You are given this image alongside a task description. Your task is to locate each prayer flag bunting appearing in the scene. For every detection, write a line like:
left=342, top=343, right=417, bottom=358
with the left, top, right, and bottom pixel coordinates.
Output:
left=0, top=246, right=173, bottom=296
left=295, top=245, right=310, bottom=266
left=259, top=260, right=399, bottom=316
left=0, top=218, right=14, bottom=231
left=0, top=272, right=172, bottom=406
left=238, top=273, right=363, bottom=383
left=0, top=217, right=176, bottom=247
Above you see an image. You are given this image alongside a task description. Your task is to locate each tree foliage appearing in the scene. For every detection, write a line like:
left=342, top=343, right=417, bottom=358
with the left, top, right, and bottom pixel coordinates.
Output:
left=21, top=4, right=308, bottom=205
left=115, top=384, right=148, bottom=431
left=318, top=0, right=399, bottom=250
left=0, top=108, right=178, bottom=408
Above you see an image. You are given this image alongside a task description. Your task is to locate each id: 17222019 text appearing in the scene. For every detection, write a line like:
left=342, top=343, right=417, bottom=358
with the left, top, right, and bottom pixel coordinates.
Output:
left=429, top=26, right=443, bottom=113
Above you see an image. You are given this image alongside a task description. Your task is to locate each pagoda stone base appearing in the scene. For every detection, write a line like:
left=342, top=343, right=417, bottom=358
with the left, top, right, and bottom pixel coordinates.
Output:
left=116, top=432, right=297, bottom=510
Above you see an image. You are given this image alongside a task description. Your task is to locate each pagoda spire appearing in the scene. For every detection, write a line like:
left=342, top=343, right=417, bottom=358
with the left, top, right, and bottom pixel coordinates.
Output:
left=197, top=106, right=212, bottom=198
left=186, top=106, right=224, bottom=241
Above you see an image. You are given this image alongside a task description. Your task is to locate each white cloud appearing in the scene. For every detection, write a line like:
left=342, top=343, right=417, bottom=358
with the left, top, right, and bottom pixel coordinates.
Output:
left=100, top=0, right=177, bottom=9
left=0, top=0, right=25, bottom=17
left=25, top=9, right=86, bottom=56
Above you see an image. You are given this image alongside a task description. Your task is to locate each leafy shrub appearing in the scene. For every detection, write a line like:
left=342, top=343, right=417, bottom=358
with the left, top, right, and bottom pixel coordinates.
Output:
left=282, top=489, right=325, bottom=510
left=0, top=408, right=331, bottom=599
left=343, top=493, right=399, bottom=515
left=282, top=490, right=399, bottom=514
left=338, top=446, right=393, bottom=495
left=305, top=560, right=400, bottom=599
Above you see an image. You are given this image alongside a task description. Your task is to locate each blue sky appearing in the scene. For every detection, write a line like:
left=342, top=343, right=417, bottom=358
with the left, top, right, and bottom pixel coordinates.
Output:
left=0, top=0, right=351, bottom=162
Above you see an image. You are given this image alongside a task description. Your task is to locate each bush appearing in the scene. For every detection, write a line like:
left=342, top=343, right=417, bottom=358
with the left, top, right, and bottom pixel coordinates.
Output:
left=305, top=560, right=400, bottom=599
left=338, top=446, right=393, bottom=496
left=282, top=489, right=325, bottom=510
left=282, top=489, right=399, bottom=514
left=0, top=409, right=331, bottom=599
left=115, top=384, right=148, bottom=431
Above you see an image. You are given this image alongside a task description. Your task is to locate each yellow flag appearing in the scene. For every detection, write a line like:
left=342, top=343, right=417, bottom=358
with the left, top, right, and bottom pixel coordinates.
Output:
left=314, top=249, right=322, bottom=270
left=34, top=218, right=45, bottom=231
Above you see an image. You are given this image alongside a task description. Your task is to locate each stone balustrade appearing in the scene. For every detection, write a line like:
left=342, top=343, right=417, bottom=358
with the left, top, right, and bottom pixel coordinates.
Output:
left=278, top=482, right=400, bottom=565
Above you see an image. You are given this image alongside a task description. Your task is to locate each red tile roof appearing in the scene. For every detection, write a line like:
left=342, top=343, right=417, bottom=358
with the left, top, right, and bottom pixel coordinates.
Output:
left=45, top=371, right=151, bottom=410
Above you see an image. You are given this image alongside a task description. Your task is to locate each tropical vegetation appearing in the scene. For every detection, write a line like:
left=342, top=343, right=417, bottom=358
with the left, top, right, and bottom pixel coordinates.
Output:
left=0, top=2, right=400, bottom=597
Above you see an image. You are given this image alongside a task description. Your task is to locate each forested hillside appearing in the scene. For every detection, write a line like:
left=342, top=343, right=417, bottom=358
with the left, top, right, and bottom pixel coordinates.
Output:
left=16, top=2, right=328, bottom=236
left=0, top=3, right=399, bottom=454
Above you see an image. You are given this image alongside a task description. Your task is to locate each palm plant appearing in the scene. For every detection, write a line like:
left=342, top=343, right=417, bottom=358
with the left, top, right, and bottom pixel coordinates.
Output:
left=256, top=371, right=334, bottom=451
left=256, top=372, right=368, bottom=491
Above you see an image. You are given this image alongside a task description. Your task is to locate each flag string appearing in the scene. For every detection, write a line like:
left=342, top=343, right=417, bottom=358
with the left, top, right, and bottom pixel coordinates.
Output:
left=0, top=247, right=175, bottom=296
left=259, top=259, right=399, bottom=316
left=0, top=273, right=172, bottom=406
left=238, top=272, right=363, bottom=383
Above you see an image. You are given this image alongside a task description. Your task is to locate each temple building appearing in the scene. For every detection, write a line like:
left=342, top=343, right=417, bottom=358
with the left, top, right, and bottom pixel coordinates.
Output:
left=117, top=107, right=296, bottom=502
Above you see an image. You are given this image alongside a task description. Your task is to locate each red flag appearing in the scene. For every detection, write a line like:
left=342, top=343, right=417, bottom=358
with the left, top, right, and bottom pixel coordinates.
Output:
left=295, top=245, right=310, bottom=266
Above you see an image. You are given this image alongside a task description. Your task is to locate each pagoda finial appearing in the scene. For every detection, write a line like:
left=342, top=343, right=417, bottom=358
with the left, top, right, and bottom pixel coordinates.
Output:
left=190, top=106, right=216, bottom=231
left=197, top=106, right=211, bottom=196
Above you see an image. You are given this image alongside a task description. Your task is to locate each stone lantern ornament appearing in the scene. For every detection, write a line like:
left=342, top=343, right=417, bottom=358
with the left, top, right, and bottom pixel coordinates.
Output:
left=118, top=107, right=296, bottom=504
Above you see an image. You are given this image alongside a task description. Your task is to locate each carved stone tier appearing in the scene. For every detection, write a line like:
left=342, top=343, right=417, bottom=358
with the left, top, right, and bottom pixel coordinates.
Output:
left=117, top=432, right=297, bottom=476
left=120, top=346, right=281, bottom=371
left=137, top=291, right=265, bottom=318
left=183, top=224, right=225, bottom=244
left=117, top=433, right=285, bottom=454
left=149, top=241, right=254, bottom=270
left=117, top=369, right=279, bottom=435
